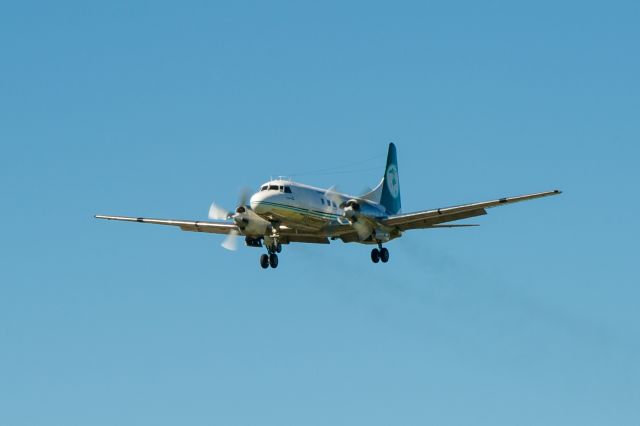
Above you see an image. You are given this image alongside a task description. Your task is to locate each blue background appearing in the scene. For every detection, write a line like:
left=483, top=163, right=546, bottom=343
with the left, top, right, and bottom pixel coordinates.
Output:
left=2, top=1, right=638, bottom=425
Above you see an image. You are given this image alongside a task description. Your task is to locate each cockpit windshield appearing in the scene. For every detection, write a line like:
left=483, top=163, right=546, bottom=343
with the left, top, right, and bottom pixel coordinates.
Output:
left=260, top=184, right=292, bottom=193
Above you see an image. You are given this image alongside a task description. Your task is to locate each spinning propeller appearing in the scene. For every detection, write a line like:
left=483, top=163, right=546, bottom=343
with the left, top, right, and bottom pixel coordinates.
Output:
left=325, top=185, right=372, bottom=241
left=208, top=188, right=252, bottom=251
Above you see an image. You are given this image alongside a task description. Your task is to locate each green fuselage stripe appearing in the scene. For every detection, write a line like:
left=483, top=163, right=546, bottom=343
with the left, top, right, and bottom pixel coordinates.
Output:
left=253, top=200, right=341, bottom=221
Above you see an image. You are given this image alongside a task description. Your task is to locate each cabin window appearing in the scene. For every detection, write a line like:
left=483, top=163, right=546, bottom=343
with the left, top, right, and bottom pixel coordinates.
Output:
left=332, top=201, right=337, bottom=208
left=284, top=187, right=292, bottom=193
left=321, top=199, right=325, bottom=205
left=261, top=185, right=267, bottom=191
left=268, top=185, right=278, bottom=191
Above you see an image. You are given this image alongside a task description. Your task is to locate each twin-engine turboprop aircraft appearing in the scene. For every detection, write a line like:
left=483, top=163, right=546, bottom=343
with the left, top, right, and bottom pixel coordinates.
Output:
left=96, top=143, right=561, bottom=269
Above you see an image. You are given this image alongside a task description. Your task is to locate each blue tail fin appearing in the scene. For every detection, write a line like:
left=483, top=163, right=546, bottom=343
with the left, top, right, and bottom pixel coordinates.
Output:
left=380, top=143, right=401, bottom=215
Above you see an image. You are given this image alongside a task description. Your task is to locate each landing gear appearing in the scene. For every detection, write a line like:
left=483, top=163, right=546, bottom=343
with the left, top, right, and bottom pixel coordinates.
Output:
left=259, top=240, right=281, bottom=269
left=259, top=252, right=280, bottom=269
left=260, top=254, right=270, bottom=269
left=379, top=247, right=389, bottom=263
left=371, top=243, right=390, bottom=264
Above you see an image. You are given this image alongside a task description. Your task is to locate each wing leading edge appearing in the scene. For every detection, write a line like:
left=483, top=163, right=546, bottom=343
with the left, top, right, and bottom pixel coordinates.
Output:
left=94, top=215, right=238, bottom=234
left=383, top=190, right=561, bottom=231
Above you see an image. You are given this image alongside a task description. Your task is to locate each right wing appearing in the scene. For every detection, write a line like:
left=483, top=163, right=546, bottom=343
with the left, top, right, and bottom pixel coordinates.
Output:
left=94, top=215, right=238, bottom=234
left=95, top=215, right=331, bottom=244
left=383, top=190, right=561, bottom=231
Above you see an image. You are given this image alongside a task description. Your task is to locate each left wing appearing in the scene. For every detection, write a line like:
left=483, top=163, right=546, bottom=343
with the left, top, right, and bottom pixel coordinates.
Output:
left=95, top=215, right=238, bottom=234
left=383, top=190, right=561, bottom=231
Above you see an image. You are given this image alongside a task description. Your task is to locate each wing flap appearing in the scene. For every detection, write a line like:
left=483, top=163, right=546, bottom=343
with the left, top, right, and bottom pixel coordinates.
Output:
left=394, top=208, right=487, bottom=230
left=281, top=235, right=330, bottom=244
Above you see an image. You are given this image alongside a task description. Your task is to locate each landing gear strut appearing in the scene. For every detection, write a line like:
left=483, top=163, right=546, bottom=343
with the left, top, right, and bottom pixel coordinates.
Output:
left=371, top=243, right=390, bottom=264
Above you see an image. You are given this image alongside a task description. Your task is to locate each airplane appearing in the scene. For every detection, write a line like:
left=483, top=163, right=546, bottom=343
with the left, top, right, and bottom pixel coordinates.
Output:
left=95, top=143, right=561, bottom=269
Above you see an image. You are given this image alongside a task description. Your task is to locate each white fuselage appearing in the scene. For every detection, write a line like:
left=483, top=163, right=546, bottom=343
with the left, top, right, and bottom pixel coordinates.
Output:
left=249, top=179, right=387, bottom=230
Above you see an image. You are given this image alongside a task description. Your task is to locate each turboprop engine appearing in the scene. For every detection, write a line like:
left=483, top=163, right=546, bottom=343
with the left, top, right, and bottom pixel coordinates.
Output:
left=342, top=199, right=373, bottom=241
left=343, top=199, right=361, bottom=220
left=209, top=193, right=271, bottom=250
left=231, top=205, right=270, bottom=236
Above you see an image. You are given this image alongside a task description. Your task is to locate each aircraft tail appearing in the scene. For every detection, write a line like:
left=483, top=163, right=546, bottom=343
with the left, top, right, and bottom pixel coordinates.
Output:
left=360, top=143, right=401, bottom=215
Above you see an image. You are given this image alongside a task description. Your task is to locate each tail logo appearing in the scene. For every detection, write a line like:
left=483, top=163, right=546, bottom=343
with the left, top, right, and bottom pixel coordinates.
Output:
left=386, top=164, right=399, bottom=199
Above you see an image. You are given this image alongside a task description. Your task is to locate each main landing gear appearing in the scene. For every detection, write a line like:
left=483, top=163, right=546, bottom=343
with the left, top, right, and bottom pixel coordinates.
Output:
left=260, top=242, right=282, bottom=269
left=371, top=243, right=390, bottom=264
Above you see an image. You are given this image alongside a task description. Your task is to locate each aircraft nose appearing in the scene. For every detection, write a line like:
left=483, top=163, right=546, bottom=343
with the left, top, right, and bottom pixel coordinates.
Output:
left=251, top=190, right=281, bottom=214
left=250, top=191, right=268, bottom=213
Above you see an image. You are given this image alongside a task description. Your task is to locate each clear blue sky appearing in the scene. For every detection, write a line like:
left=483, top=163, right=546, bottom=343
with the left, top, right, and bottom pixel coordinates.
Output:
left=1, top=1, right=639, bottom=425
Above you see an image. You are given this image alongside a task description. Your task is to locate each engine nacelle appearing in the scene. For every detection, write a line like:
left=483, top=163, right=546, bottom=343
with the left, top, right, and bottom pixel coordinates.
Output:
left=343, top=199, right=361, bottom=220
left=343, top=198, right=387, bottom=220
left=233, top=207, right=270, bottom=236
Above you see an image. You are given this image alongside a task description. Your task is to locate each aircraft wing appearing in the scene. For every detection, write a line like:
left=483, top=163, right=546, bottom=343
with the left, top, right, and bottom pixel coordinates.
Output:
left=94, top=215, right=238, bottom=234
left=95, top=215, right=331, bottom=244
left=383, top=190, right=561, bottom=231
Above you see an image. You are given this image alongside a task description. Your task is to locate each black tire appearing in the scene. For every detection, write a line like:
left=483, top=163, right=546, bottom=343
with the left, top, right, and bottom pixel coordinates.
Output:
left=269, top=253, right=279, bottom=268
left=380, top=247, right=389, bottom=263
left=260, top=254, right=270, bottom=269
left=276, top=243, right=282, bottom=253
left=371, top=248, right=380, bottom=263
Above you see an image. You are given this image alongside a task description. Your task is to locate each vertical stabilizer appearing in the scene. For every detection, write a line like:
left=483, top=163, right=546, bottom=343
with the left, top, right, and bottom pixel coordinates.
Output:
left=380, top=143, right=401, bottom=214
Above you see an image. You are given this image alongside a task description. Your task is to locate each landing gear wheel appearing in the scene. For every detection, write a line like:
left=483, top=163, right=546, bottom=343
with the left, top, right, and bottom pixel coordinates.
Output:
left=276, top=243, right=282, bottom=253
left=260, top=254, right=269, bottom=269
left=269, top=253, right=279, bottom=268
left=371, top=248, right=380, bottom=263
left=379, top=247, right=389, bottom=263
